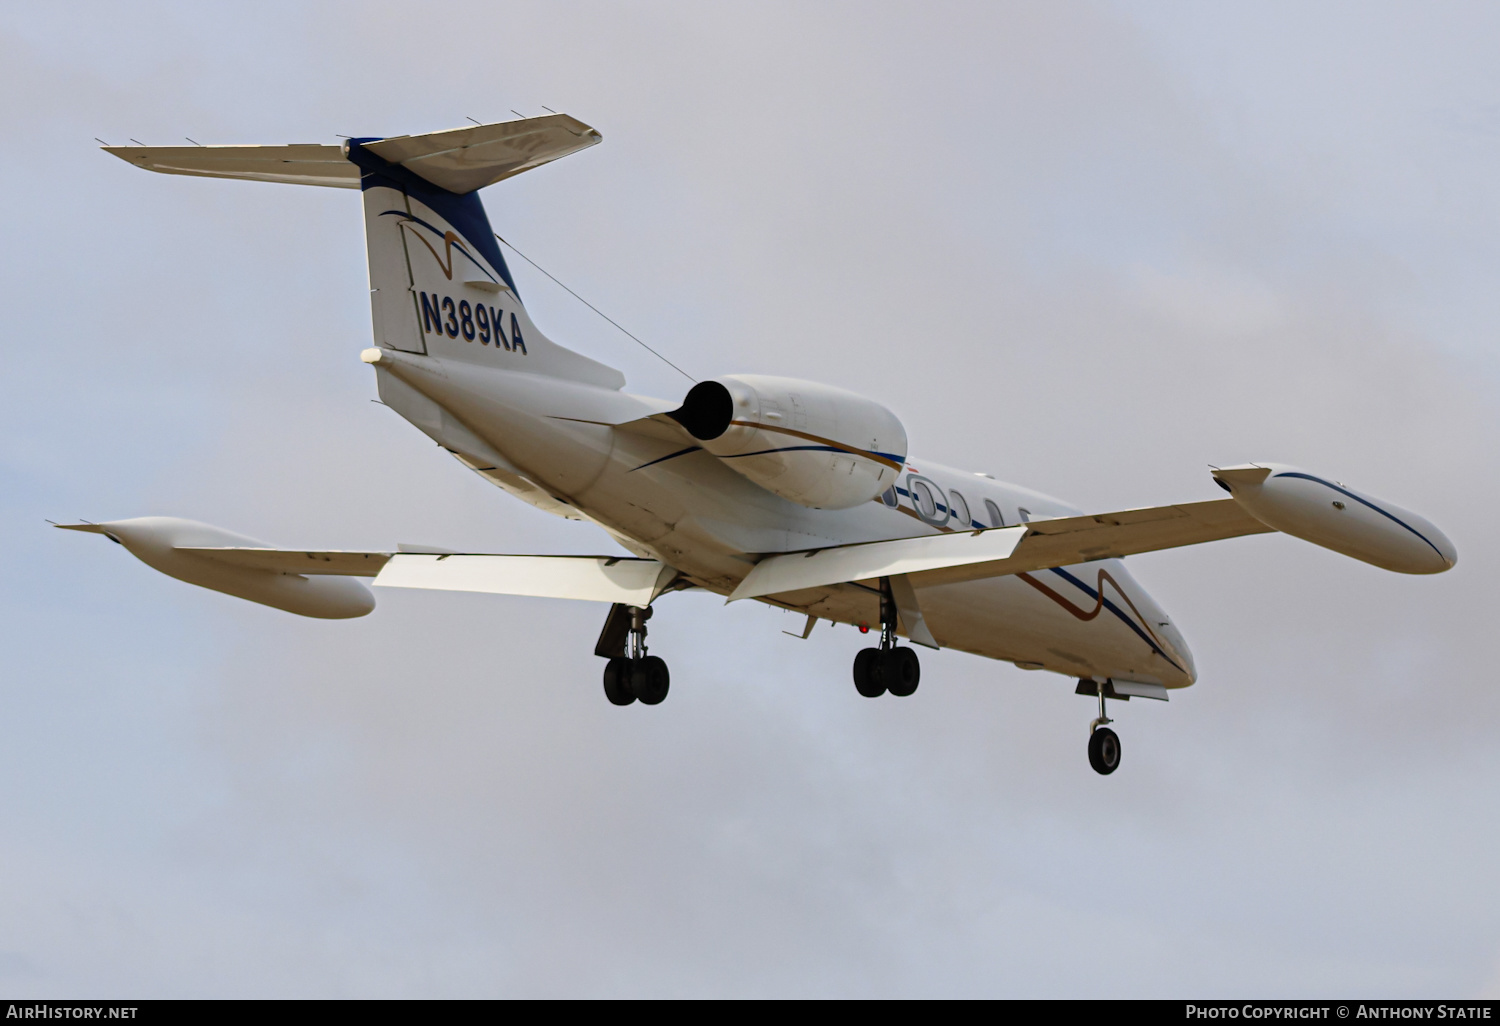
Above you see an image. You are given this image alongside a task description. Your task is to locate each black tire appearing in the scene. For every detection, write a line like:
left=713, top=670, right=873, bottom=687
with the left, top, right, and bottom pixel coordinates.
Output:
left=603, top=657, right=635, bottom=706
left=633, top=655, right=670, bottom=706
left=885, top=647, right=920, bottom=697
left=1088, top=727, right=1121, bottom=775
left=853, top=647, right=884, bottom=697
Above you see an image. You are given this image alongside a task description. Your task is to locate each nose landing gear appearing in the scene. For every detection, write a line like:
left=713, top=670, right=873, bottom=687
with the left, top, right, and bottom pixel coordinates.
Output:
left=852, top=578, right=921, bottom=698
left=1088, top=725, right=1121, bottom=775
left=598, top=603, right=670, bottom=707
left=1080, top=678, right=1123, bottom=775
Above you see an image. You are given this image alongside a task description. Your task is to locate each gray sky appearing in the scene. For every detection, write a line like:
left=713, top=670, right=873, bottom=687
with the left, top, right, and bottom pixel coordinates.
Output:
left=2, top=0, right=1497, bottom=997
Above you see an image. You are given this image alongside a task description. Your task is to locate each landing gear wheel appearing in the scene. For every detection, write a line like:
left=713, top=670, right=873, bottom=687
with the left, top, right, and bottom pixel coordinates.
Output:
left=885, top=648, right=920, bottom=697
left=1088, top=726, right=1121, bottom=775
left=603, top=656, right=635, bottom=706
left=632, top=655, right=670, bottom=706
left=853, top=648, right=884, bottom=698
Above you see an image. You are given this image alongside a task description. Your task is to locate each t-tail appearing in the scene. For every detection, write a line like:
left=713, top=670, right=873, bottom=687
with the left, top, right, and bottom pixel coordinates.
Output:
left=105, top=116, right=624, bottom=390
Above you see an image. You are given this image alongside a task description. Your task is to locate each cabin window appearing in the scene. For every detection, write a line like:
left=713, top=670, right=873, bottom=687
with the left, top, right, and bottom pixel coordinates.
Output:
left=984, top=499, right=1004, bottom=528
left=881, top=485, right=898, bottom=508
left=908, top=476, right=949, bottom=526
left=948, top=490, right=970, bottom=527
left=1018, top=507, right=1031, bottom=523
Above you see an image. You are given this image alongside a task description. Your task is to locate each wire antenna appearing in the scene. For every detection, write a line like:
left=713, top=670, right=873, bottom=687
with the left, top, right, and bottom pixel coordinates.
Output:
left=494, top=233, right=696, bottom=384
left=466, top=117, right=482, bottom=126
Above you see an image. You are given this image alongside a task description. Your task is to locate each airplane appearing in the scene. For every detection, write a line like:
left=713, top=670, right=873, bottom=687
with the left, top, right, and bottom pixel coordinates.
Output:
left=59, top=115, right=1458, bottom=775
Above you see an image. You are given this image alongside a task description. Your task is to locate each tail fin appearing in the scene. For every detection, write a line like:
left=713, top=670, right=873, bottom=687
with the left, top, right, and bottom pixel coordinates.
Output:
left=106, top=116, right=625, bottom=390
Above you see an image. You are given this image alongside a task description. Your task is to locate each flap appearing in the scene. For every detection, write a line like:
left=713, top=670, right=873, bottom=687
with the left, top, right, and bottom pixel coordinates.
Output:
left=729, top=498, right=1272, bottom=600
left=373, top=554, right=676, bottom=606
left=729, top=525, right=1026, bottom=601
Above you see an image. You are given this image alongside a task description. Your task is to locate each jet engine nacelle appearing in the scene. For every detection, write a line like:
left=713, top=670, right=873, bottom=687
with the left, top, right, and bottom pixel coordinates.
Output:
left=1213, top=464, right=1456, bottom=574
left=669, top=375, right=907, bottom=510
left=70, top=517, right=376, bottom=618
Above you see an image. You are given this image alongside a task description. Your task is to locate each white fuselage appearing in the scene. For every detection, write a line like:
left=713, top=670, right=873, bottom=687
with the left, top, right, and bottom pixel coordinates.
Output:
left=384, top=356, right=1197, bottom=690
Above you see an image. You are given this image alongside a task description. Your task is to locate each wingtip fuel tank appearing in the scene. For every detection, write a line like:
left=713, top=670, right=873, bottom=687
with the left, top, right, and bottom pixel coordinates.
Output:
left=1212, top=464, right=1456, bottom=574
left=56, top=517, right=376, bottom=618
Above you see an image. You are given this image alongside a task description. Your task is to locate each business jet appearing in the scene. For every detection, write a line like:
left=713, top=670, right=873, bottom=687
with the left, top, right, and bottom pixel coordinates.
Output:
left=61, top=116, right=1456, bottom=775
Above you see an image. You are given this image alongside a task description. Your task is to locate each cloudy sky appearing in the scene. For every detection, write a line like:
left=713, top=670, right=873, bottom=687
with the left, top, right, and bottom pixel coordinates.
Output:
left=2, top=0, right=1498, bottom=997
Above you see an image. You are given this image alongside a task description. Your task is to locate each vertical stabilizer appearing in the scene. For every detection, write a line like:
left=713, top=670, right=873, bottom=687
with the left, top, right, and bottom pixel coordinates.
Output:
left=347, top=131, right=624, bottom=390
left=106, top=116, right=625, bottom=390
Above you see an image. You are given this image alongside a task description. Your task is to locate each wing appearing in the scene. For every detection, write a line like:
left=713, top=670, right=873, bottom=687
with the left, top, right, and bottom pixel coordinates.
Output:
left=172, top=544, right=677, bottom=605
left=729, top=498, right=1272, bottom=601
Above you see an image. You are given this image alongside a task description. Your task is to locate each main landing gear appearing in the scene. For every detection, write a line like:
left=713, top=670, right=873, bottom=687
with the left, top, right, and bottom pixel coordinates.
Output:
left=1079, top=678, right=1122, bottom=775
left=598, top=604, right=670, bottom=707
left=852, top=578, right=921, bottom=699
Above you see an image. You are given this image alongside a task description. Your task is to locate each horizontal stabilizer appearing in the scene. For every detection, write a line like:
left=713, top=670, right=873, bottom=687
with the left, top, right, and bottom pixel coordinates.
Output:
left=730, top=498, right=1272, bottom=600
left=104, top=142, right=358, bottom=188
left=374, top=554, right=676, bottom=606
left=106, top=114, right=601, bottom=194
left=360, top=115, right=601, bottom=194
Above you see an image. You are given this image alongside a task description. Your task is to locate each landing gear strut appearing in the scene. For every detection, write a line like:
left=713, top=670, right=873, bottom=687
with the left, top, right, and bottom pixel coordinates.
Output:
left=599, top=603, right=670, bottom=707
left=1082, top=678, right=1122, bottom=775
left=852, top=577, right=920, bottom=698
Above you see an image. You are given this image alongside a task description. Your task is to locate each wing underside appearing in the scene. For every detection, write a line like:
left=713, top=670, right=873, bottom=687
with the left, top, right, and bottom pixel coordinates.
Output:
left=179, top=547, right=677, bottom=606
left=730, top=498, right=1272, bottom=600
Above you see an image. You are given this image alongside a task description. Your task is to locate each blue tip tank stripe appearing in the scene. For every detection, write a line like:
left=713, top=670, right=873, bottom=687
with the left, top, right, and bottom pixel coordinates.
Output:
left=1271, top=472, right=1446, bottom=560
